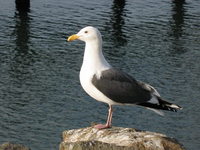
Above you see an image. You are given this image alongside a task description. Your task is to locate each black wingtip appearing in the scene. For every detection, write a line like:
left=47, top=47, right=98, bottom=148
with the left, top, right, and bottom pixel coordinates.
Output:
left=139, top=98, right=182, bottom=112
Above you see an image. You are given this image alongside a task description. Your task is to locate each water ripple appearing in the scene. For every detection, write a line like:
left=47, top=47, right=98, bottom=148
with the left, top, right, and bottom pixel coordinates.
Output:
left=0, top=0, right=200, bottom=150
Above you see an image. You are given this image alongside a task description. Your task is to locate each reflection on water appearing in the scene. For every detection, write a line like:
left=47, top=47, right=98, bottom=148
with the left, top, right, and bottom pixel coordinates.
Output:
left=171, top=0, right=185, bottom=39
left=14, top=11, right=30, bottom=54
left=103, top=0, right=127, bottom=63
left=105, top=0, right=127, bottom=48
left=169, top=0, right=186, bottom=54
left=15, top=0, right=30, bottom=12
left=4, top=1, right=35, bottom=117
left=12, top=2, right=36, bottom=81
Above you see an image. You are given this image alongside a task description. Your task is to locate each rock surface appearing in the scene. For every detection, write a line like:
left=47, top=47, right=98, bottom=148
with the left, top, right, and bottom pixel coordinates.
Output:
left=0, top=142, right=30, bottom=150
left=60, top=127, right=185, bottom=150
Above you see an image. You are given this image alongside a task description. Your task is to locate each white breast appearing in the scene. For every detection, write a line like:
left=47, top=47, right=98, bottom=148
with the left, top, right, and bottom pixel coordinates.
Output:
left=79, top=65, right=118, bottom=105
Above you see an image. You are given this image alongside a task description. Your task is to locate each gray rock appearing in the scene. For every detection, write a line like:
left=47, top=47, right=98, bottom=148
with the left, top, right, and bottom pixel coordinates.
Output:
left=0, top=142, right=30, bottom=150
left=60, top=127, right=185, bottom=150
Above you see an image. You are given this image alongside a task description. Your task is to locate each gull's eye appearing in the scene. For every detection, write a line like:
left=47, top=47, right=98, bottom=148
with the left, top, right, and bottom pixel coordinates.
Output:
left=84, top=31, right=88, bottom=34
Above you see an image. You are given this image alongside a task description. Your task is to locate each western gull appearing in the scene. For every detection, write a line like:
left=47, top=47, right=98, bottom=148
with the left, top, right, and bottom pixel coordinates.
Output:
left=67, top=26, right=182, bottom=129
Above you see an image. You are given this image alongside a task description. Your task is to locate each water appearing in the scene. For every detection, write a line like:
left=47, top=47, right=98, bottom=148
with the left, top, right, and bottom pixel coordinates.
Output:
left=0, top=0, right=199, bottom=149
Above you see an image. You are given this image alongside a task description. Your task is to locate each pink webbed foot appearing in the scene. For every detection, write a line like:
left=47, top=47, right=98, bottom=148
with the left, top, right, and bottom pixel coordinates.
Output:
left=93, top=105, right=113, bottom=130
left=94, top=124, right=111, bottom=129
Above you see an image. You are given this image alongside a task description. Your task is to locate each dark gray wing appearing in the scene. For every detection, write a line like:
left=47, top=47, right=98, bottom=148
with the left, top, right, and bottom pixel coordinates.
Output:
left=92, top=68, right=151, bottom=104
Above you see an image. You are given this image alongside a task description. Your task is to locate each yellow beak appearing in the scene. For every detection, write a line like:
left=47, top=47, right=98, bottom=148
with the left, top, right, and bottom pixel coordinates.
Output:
left=67, top=34, right=79, bottom=42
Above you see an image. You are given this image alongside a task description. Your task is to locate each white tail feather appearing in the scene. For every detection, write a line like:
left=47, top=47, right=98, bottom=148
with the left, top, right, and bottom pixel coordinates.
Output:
left=168, top=104, right=183, bottom=110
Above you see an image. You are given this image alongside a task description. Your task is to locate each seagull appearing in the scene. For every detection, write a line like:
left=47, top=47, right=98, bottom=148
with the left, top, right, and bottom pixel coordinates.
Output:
left=67, top=26, right=182, bottom=129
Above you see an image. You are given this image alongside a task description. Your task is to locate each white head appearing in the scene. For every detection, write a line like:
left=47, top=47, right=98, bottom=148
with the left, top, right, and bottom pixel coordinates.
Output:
left=67, top=26, right=102, bottom=43
left=67, top=26, right=111, bottom=70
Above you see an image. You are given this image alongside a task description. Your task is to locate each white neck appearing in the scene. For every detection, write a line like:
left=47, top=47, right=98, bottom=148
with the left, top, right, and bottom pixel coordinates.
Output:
left=81, top=39, right=111, bottom=73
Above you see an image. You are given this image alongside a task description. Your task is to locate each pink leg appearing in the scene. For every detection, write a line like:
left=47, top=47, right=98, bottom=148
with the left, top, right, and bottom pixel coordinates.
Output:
left=94, top=105, right=113, bottom=129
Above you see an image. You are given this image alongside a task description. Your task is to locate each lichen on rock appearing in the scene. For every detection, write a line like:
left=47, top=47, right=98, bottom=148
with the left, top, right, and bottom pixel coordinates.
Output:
left=60, top=127, right=185, bottom=150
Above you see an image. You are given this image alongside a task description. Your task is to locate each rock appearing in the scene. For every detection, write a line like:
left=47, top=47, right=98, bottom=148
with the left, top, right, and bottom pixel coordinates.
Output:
left=60, top=127, right=185, bottom=150
left=0, top=142, right=30, bottom=150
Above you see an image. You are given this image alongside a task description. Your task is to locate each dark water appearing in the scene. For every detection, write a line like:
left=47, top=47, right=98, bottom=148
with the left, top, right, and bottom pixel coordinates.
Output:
left=0, top=0, right=200, bottom=149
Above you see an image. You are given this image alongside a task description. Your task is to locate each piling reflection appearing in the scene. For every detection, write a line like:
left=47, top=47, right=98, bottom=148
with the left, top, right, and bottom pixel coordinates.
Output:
left=14, top=10, right=30, bottom=54
left=15, top=0, right=30, bottom=13
left=169, top=0, right=186, bottom=54
left=171, top=0, right=185, bottom=39
left=105, top=0, right=127, bottom=48
left=11, top=2, right=35, bottom=81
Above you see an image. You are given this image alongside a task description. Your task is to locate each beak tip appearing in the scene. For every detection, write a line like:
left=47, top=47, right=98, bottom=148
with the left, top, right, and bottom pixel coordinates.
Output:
left=67, top=34, right=79, bottom=42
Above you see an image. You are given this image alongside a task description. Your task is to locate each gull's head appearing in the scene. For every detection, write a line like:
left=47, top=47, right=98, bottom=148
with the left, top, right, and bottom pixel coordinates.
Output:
left=67, top=26, right=102, bottom=43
